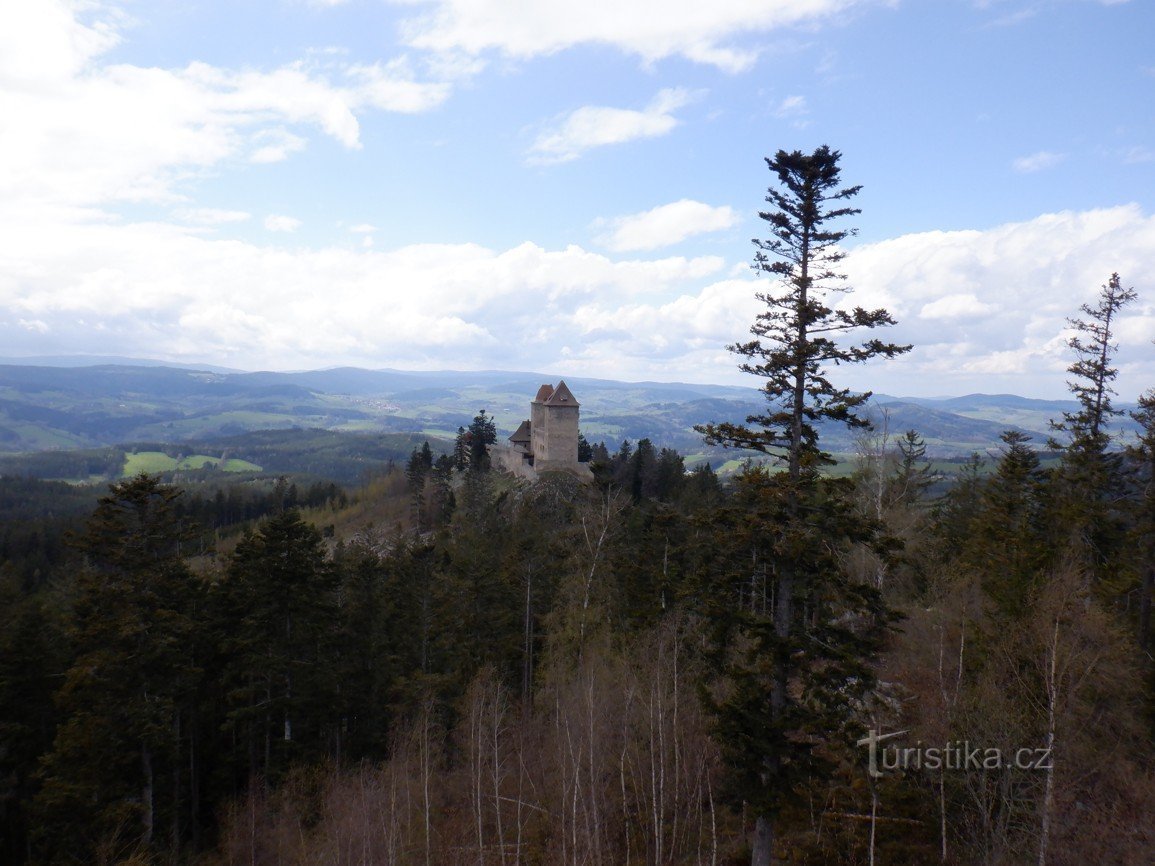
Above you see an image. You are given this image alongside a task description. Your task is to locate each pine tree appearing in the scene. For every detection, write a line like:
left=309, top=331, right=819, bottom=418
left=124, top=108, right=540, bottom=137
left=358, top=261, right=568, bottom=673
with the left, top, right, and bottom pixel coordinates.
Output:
left=218, top=510, right=340, bottom=781
left=577, top=431, right=593, bottom=462
left=971, top=431, right=1048, bottom=615
left=406, top=444, right=432, bottom=531
left=892, top=429, right=937, bottom=507
left=1051, top=274, right=1137, bottom=450
left=453, top=426, right=469, bottom=471
left=0, top=573, right=68, bottom=862
left=1049, top=273, right=1137, bottom=577
left=698, top=145, right=910, bottom=478
left=695, top=146, right=909, bottom=865
left=36, top=475, right=203, bottom=861
left=467, top=410, right=497, bottom=471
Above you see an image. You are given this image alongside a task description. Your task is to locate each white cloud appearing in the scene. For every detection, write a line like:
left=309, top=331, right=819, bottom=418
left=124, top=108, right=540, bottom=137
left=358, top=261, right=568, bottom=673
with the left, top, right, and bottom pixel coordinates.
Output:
left=840, top=204, right=1155, bottom=397
left=5, top=203, right=1151, bottom=395
left=19, top=319, right=50, bottom=334
left=265, top=215, right=303, bottom=232
left=596, top=200, right=739, bottom=251
left=529, top=88, right=698, bottom=164
left=396, top=0, right=867, bottom=72
left=1013, top=150, right=1066, bottom=173
left=918, top=293, right=995, bottom=320
left=249, top=129, right=308, bottom=164
left=774, top=94, right=807, bottom=117
left=1122, top=146, right=1155, bottom=164
left=0, top=1, right=451, bottom=213
left=173, top=208, right=252, bottom=226
left=0, top=0, right=122, bottom=86
left=0, top=207, right=727, bottom=373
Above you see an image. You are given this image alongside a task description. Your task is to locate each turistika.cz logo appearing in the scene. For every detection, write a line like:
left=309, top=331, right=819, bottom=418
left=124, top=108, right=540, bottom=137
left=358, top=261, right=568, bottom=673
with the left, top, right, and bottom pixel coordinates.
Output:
left=856, top=729, right=1053, bottom=778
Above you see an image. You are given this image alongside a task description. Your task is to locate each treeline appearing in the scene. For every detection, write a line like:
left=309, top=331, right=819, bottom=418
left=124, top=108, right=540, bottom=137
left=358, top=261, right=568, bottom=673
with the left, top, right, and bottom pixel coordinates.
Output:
left=0, top=475, right=348, bottom=594
left=0, top=428, right=434, bottom=485
left=0, top=448, right=126, bottom=482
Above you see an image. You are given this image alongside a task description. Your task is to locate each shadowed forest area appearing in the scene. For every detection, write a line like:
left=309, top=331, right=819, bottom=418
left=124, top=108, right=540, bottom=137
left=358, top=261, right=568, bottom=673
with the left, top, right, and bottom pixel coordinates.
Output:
left=2, top=149, right=1154, bottom=866
left=1, top=405, right=1153, bottom=865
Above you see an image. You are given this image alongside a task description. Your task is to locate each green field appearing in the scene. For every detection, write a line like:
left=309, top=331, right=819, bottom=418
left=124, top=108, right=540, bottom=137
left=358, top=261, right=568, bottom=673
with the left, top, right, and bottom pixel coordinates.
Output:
left=122, top=451, right=262, bottom=476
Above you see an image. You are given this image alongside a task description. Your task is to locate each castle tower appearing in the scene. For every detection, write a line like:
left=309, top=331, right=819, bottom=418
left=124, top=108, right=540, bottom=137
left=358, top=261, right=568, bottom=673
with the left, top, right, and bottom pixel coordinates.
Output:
left=536, top=380, right=579, bottom=469
left=490, top=380, right=590, bottom=480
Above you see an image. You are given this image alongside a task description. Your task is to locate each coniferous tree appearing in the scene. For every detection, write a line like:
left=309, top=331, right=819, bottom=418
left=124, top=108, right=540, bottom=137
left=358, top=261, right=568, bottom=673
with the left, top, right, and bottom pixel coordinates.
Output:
left=892, top=429, right=937, bottom=507
left=577, top=431, right=593, bottom=462
left=1048, top=273, right=1137, bottom=578
left=36, top=475, right=202, bottom=861
left=696, top=146, right=909, bottom=865
left=971, top=431, right=1048, bottom=615
left=467, top=410, right=497, bottom=471
left=406, top=444, right=433, bottom=531
left=0, top=573, right=68, bottom=863
left=218, top=510, right=340, bottom=782
left=453, top=426, right=469, bottom=471
left=1051, top=274, right=1137, bottom=450
left=698, top=146, right=910, bottom=476
left=430, top=455, right=456, bottom=528
left=628, top=437, right=656, bottom=501
left=931, top=452, right=986, bottom=557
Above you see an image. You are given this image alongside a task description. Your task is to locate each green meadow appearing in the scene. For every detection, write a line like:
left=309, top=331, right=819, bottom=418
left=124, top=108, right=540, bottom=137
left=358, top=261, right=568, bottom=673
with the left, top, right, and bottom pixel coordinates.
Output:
left=122, top=451, right=262, bottom=476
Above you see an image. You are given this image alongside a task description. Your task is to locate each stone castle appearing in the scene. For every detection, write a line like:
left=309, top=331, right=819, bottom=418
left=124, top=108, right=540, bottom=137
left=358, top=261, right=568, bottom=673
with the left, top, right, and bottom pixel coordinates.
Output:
left=489, top=380, right=592, bottom=480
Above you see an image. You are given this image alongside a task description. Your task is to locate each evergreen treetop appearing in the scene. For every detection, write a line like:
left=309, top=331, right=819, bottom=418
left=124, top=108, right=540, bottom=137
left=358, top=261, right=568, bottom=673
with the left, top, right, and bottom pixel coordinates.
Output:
left=697, top=146, right=910, bottom=478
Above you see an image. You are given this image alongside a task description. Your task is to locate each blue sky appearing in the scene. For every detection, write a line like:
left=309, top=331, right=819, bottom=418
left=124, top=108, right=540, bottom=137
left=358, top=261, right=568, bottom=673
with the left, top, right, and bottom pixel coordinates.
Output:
left=0, top=0, right=1152, bottom=398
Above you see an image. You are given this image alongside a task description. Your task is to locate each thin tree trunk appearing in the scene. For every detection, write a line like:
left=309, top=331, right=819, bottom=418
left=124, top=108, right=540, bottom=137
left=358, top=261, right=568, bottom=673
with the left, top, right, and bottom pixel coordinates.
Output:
left=1140, top=563, right=1153, bottom=653
left=752, top=815, right=773, bottom=866
left=523, top=565, right=534, bottom=708
left=422, top=703, right=433, bottom=866
left=172, top=711, right=181, bottom=855
left=473, top=689, right=485, bottom=864
left=190, top=711, right=200, bottom=849
left=493, top=687, right=507, bottom=866
left=869, top=780, right=878, bottom=866
left=587, top=675, right=601, bottom=864
left=1038, top=619, right=1060, bottom=866
left=142, top=741, right=154, bottom=846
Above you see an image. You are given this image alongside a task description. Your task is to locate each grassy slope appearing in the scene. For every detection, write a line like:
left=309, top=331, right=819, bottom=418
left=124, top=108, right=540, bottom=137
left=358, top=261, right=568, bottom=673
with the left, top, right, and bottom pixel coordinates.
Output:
left=122, top=451, right=262, bottom=476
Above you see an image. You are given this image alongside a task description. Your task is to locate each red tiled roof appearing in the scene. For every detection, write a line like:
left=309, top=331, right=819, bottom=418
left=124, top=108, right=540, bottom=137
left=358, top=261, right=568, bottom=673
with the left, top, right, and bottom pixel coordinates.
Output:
left=544, top=380, right=579, bottom=407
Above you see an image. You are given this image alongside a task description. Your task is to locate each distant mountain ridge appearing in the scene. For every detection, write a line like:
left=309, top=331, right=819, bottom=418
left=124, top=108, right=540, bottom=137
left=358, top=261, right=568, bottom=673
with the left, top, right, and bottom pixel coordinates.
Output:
left=0, top=360, right=1139, bottom=461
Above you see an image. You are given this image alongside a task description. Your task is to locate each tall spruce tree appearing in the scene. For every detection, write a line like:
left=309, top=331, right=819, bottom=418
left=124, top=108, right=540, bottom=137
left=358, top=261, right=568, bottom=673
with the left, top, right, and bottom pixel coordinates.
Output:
left=696, top=146, right=909, bottom=865
left=1048, top=273, right=1137, bottom=577
left=467, top=409, right=497, bottom=471
left=971, top=431, right=1048, bottom=615
left=36, top=475, right=202, bottom=861
left=218, top=510, right=340, bottom=781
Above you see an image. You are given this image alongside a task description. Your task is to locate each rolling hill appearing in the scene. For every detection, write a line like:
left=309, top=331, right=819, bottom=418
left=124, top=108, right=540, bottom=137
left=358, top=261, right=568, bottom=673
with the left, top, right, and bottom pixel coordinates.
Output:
left=0, top=361, right=1141, bottom=478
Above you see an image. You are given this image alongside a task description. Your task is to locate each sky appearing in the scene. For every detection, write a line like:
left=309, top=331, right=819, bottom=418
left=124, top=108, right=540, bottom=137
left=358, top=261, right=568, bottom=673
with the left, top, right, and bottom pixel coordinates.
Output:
left=0, top=0, right=1153, bottom=399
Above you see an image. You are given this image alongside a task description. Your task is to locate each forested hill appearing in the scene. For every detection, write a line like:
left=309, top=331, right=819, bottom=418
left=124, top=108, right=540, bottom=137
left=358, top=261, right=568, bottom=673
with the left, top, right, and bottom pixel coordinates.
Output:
left=0, top=360, right=1136, bottom=460
left=3, top=416, right=1153, bottom=864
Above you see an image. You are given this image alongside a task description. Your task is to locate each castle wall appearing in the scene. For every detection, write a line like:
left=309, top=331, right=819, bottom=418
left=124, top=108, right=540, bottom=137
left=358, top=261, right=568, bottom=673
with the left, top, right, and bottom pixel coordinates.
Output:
left=489, top=444, right=537, bottom=480
left=530, top=400, right=547, bottom=462
left=536, top=404, right=578, bottom=468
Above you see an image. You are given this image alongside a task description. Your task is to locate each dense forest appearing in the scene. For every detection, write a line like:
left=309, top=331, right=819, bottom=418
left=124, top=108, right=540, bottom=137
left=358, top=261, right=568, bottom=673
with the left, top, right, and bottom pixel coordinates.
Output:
left=2, top=149, right=1153, bottom=865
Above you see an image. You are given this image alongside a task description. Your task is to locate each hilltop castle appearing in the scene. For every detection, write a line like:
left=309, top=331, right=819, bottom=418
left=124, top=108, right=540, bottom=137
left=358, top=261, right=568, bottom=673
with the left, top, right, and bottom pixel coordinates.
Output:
left=490, top=380, right=593, bottom=481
